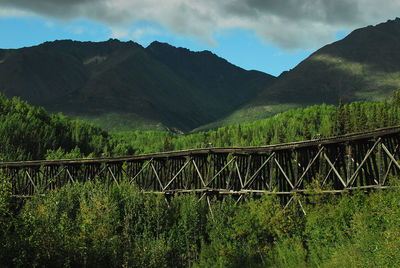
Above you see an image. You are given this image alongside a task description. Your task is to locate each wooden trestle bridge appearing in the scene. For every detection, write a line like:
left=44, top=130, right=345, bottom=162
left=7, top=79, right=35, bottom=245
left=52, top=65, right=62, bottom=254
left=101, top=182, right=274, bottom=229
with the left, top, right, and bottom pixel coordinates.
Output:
left=3, top=126, right=400, bottom=205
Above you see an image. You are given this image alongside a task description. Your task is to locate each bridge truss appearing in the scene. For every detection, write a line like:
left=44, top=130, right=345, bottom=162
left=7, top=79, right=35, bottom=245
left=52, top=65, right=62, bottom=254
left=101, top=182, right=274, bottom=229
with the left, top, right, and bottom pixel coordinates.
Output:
left=2, top=126, right=400, bottom=207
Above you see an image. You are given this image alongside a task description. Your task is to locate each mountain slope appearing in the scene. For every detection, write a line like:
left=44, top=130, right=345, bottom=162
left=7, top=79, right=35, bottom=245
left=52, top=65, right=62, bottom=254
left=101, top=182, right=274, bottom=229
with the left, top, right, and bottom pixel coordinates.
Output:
left=252, top=18, right=400, bottom=107
left=197, top=18, right=400, bottom=130
left=0, top=39, right=275, bottom=132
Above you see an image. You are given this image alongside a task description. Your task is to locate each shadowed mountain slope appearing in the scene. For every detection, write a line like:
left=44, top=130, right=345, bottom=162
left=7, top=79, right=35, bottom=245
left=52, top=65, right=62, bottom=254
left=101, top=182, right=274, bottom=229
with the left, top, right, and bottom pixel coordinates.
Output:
left=0, top=39, right=275, bottom=132
left=253, top=18, right=400, bottom=107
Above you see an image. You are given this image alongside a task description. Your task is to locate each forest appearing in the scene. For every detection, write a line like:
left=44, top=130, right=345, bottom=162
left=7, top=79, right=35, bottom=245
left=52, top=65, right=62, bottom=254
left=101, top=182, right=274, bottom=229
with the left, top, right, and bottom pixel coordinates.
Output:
left=1, top=92, right=400, bottom=266
left=1, top=92, right=400, bottom=161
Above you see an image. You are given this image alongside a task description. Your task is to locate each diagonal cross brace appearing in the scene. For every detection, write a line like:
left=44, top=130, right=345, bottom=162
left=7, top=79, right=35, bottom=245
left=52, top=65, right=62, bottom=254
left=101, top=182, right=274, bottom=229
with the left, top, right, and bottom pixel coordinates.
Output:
left=242, top=152, right=275, bottom=189
left=205, top=156, right=237, bottom=188
left=324, top=153, right=346, bottom=187
left=347, top=138, right=381, bottom=187
left=382, top=144, right=400, bottom=185
left=295, top=146, right=324, bottom=188
left=163, top=157, right=192, bottom=191
left=151, top=162, right=164, bottom=189
left=129, top=158, right=153, bottom=184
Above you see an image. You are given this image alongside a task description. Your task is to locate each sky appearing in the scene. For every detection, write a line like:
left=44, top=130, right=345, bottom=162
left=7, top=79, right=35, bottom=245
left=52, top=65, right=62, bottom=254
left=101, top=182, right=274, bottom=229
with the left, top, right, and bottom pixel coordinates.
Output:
left=0, top=0, right=399, bottom=76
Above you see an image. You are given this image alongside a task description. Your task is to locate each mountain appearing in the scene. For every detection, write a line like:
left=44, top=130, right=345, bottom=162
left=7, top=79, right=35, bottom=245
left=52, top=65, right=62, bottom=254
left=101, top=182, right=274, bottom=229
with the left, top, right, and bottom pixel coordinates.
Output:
left=0, top=39, right=275, bottom=132
left=2, top=18, right=399, bottom=132
left=192, top=18, right=400, bottom=131
left=251, top=18, right=400, bottom=108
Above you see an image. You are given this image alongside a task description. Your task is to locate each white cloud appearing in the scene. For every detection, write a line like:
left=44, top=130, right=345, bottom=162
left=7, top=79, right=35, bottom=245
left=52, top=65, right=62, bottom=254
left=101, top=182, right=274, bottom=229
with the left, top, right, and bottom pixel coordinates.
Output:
left=110, top=27, right=130, bottom=39
left=44, top=21, right=55, bottom=28
left=0, top=0, right=399, bottom=49
left=0, top=7, right=29, bottom=17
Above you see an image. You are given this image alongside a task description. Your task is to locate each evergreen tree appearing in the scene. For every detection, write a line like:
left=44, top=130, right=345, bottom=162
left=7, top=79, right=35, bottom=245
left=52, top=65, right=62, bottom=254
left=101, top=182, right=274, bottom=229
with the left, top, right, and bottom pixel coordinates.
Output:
left=369, top=105, right=378, bottom=129
left=359, top=107, right=368, bottom=131
left=237, top=124, right=242, bottom=139
left=352, top=102, right=362, bottom=132
left=391, top=89, right=400, bottom=108
left=276, top=124, right=286, bottom=143
left=344, top=104, right=352, bottom=134
left=391, top=106, right=399, bottom=126
left=381, top=99, right=389, bottom=127
left=334, top=98, right=345, bottom=135
left=163, top=137, right=171, bottom=152
left=303, top=118, right=312, bottom=140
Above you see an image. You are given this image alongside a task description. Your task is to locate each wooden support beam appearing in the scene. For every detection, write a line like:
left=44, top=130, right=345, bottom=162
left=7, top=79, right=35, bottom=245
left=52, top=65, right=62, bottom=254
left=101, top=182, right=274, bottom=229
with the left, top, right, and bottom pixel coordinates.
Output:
left=163, top=158, right=192, bottom=191
left=243, top=152, right=275, bottom=189
left=205, top=156, right=236, bottom=187
left=347, top=143, right=352, bottom=185
left=65, top=168, right=75, bottom=185
left=107, top=166, right=120, bottom=187
left=295, top=147, right=324, bottom=188
left=235, top=161, right=244, bottom=188
left=129, top=158, right=153, bottom=184
left=382, top=143, right=400, bottom=173
left=244, top=155, right=252, bottom=185
left=192, top=159, right=206, bottom=187
left=323, top=153, right=346, bottom=187
left=274, top=158, right=294, bottom=189
left=25, top=169, right=37, bottom=191
left=347, top=138, right=381, bottom=187
left=382, top=144, right=400, bottom=185
left=150, top=163, right=163, bottom=190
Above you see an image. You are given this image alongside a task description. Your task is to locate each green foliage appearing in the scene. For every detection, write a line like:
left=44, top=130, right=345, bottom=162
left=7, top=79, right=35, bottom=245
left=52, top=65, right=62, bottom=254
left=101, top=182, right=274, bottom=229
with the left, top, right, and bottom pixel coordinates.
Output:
left=197, top=195, right=299, bottom=267
left=1, top=181, right=400, bottom=267
left=0, top=94, right=107, bottom=161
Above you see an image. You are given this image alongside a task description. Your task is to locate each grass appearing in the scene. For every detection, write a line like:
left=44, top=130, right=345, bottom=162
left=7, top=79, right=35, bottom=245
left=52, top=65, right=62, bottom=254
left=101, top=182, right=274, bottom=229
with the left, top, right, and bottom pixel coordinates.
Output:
left=312, top=54, right=400, bottom=101
left=71, top=112, right=167, bottom=132
left=192, top=103, right=301, bottom=132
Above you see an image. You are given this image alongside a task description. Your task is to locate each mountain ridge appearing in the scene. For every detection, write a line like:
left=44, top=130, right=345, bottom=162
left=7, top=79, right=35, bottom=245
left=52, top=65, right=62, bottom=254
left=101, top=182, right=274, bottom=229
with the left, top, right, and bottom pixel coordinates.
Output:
left=0, top=39, right=275, bottom=132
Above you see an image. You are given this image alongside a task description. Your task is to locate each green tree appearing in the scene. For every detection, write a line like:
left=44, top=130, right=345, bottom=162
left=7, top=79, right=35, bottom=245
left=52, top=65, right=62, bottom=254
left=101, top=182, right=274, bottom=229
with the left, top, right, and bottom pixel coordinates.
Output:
left=303, top=118, right=312, bottom=140
left=163, top=137, right=171, bottom=152
left=343, top=104, right=352, bottom=133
